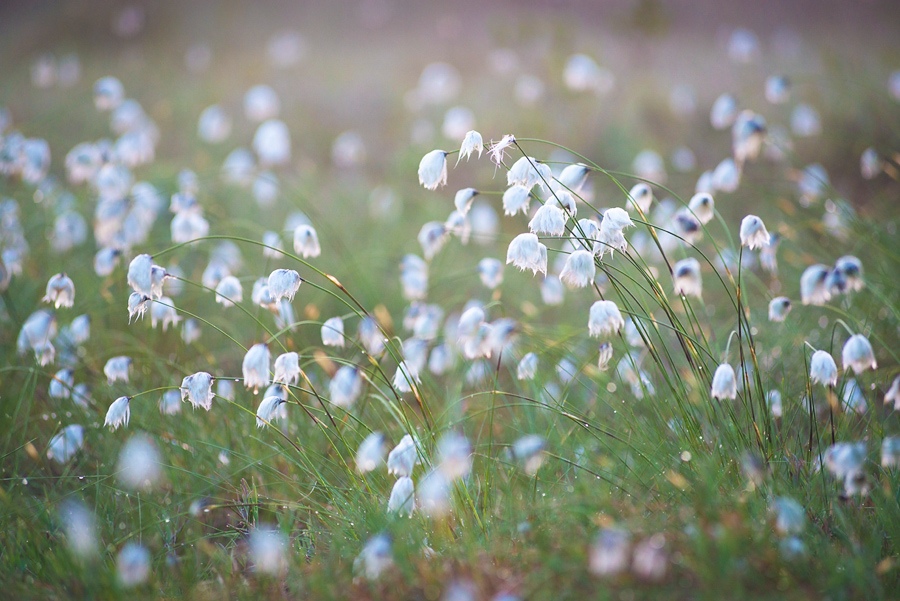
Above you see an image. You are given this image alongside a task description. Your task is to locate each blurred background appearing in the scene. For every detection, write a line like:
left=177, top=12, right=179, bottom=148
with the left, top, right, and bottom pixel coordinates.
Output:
left=2, top=0, right=899, bottom=207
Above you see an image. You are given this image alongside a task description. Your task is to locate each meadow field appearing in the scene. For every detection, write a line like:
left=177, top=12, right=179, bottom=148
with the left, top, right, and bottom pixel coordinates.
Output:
left=2, top=1, right=900, bottom=599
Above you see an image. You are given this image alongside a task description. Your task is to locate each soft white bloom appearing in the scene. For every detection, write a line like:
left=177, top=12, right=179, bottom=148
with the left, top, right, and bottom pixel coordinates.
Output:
left=388, top=477, right=416, bottom=515
left=181, top=371, right=215, bottom=410
left=273, top=352, right=300, bottom=386
left=842, top=334, right=877, bottom=374
left=330, top=366, right=362, bottom=407
left=68, top=314, right=90, bottom=344
left=563, top=53, right=612, bottom=92
left=739, top=215, right=770, bottom=249
left=810, top=350, right=838, bottom=387
left=117, top=543, right=150, bottom=587
left=402, top=337, right=430, bottom=373
left=457, top=306, right=485, bottom=339
left=558, top=163, right=591, bottom=193
left=732, top=110, right=767, bottom=164
left=59, top=500, right=97, bottom=558
left=712, top=158, right=741, bottom=193
left=417, top=469, right=451, bottom=517
left=823, top=442, right=866, bottom=479
left=765, top=76, right=791, bottom=104
left=437, top=432, right=472, bottom=479
left=882, top=437, right=900, bottom=468
left=104, top=356, right=132, bottom=384
left=768, top=297, right=792, bottom=322
left=159, top=390, right=181, bottom=415
left=487, top=318, right=516, bottom=356
left=598, top=342, right=614, bottom=371
left=860, top=148, right=881, bottom=180
left=511, top=435, right=545, bottom=475
left=214, top=275, right=242, bottom=307
left=497, top=188, right=531, bottom=223
left=488, top=134, right=516, bottom=165
left=632, top=150, right=666, bottom=184
left=356, top=432, right=387, bottom=473
left=428, top=343, right=454, bottom=375
left=632, top=536, right=667, bottom=581
left=843, top=378, right=868, bottom=415
left=672, top=257, right=702, bottom=298
left=256, top=395, right=286, bottom=428
left=767, top=390, right=783, bottom=418
left=47, top=425, right=84, bottom=463
left=540, top=275, right=565, bottom=306
left=181, top=318, right=201, bottom=344
left=197, top=104, right=231, bottom=143
left=688, top=193, right=715, bottom=224
left=321, top=316, right=345, bottom=347
left=528, top=201, right=567, bottom=237
left=829, top=255, right=864, bottom=294
left=452, top=188, right=478, bottom=218
left=418, top=221, right=448, bottom=260
left=711, top=363, right=738, bottom=400
left=588, top=300, right=624, bottom=338
left=150, top=297, right=179, bottom=331
left=387, top=434, right=418, bottom=477
left=358, top=316, right=386, bottom=357
left=201, top=261, right=229, bottom=290
left=221, top=147, right=255, bottom=186
left=104, top=396, right=131, bottom=430
left=171, top=211, right=209, bottom=244
left=267, top=268, right=301, bottom=302
left=244, top=84, right=280, bottom=121
left=798, top=163, right=830, bottom=203
left=94, top=76, right=124, bottom=110
left=242, top=344, right=271, bottom=392
left=589, top=529, right=631, bottom=577
left=43, top=273, right=75, bottom=308
left=672, top=209, right=702, bottom=245
left=442, top=106, right=474, bottom=140
left=94, top=247, right=121, bottom=277
left=418, top=150, right=448, bottom=190
left=759, top=234, right=780, bottom=275
left=508, top=156, right=552, bottom=189
left=885, top=376, right=900, bottom=411
left=574, top=218, right=601, bottom=253
left=559, top=250, right=596, bottom=288
left=248, top=527, right=288, bottom=575
left=506, top=232, right=548, bottom=275
left=127, top=253, right=153, bottom=297
left=217, top=379, right=235, bottom=401
left=891, top=71, right=900, bottom=101
left=400, top=254, right=428, bottom=300
left=49, top=368, right=74, bottom=399
left=149, top=265, right=167, bottom=300
left=597, top=208, right=633, bottom=257
left=800, top=265, right=832, bottom=306
left=444, top=210, right=470, bottom=243
left=354, top=534, right=394, bottom=581
left=293, top=224, right=321, bottom=258
left=791, top=104, right=822, bottom=137
left=517, top=352, right=539, bottom=380
left=477, top=258, right=503, bottom=289
left=457, top=130, right=483, bottom=164
left=262, top=231, right=284, bottom=258
left=627, top=183, right=653, bottom=213
left=253, top=119, right=291, bottom=166
left=727, top=28, right=759, bottom=63
left=710, top=93, right=738, bottom=130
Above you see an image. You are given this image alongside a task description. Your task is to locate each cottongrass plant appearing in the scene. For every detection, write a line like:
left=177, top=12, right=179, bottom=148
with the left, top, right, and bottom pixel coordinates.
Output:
left=4, top=36, right=900, bottom=601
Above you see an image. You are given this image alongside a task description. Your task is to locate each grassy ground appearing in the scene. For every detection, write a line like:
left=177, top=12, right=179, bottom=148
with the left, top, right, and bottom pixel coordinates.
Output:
left=2, top=1, right=900, bottom=599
